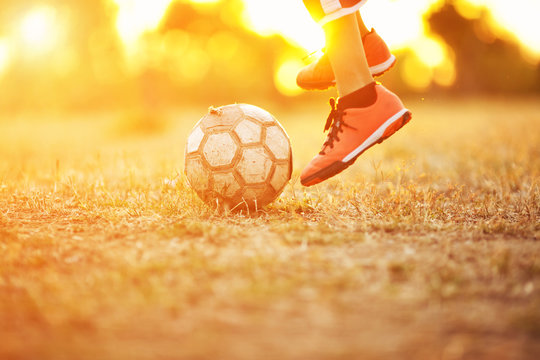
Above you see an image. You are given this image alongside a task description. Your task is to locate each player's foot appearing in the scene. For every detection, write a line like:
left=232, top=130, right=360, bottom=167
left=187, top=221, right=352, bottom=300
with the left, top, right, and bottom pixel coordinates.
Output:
left=300, top=83, right=411, bottom=186
left=296, top=29, right=396, bottom=90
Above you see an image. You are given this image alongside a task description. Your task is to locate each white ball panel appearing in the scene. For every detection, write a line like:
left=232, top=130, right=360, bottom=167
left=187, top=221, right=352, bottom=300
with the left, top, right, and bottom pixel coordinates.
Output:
left=201, top=106, right=242, bottom=130
left=186, top=126, right=204, bottom=154
left=265, top=126, right=290, bottom=160
left=203, top=132, right=238, bottom=167
left=234, top=119, right=262, bottom=144
left=270, top=163, right=290, bottom=191
left=237, top=148, right=273, bottom=184
left=239, top=104, right=274, bottom=123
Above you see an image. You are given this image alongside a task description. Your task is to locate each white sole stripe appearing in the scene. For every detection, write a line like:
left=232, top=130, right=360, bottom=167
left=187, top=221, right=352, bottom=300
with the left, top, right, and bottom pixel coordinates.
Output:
left=320, top=0, right=342, bottom=14
left=369, top=54, right=396, bottom=75
left=341, top=108, right=409, bottom=163
left=325, top=55, right=395, bottom=87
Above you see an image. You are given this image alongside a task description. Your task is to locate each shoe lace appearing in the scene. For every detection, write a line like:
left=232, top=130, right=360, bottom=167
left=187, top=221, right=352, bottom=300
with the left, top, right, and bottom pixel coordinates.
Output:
left=319, top=98, right=356, bottom=155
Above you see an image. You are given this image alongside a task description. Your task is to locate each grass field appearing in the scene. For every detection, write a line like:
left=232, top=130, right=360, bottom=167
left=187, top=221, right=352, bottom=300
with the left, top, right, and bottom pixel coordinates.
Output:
left=1, top=97, right=539, bottom=360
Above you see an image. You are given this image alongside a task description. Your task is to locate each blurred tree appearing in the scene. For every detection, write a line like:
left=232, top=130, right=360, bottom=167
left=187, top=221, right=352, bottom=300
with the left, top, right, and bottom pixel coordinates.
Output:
left=428, top=3, right=540, bottom=94
left=154, top=0, right=295, bottom=104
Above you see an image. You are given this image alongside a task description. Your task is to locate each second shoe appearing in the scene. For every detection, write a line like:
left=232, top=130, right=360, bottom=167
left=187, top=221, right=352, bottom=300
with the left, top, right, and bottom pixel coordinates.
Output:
left=296, top=29, right=396, bottom=91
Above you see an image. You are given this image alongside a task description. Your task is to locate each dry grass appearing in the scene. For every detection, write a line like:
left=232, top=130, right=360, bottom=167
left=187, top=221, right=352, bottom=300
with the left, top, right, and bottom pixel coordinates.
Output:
left=0, top=97, right=539, bottom=360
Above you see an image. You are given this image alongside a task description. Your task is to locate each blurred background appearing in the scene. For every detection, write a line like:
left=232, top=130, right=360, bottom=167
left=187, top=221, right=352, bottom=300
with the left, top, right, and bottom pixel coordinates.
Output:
left=0, top=0, right=538, bottom=114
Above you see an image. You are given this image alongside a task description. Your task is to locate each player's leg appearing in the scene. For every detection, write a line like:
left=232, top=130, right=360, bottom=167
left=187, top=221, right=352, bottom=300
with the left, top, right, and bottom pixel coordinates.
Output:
left=299, top=2, right=411, bottom=186
left=297, top=3, right=396, bottom=90
left=325, top=12, right=372, bottom=96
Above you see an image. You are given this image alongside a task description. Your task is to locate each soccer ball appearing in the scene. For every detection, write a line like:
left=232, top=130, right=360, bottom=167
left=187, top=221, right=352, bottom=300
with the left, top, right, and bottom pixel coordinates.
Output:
left=184, top=104, right=292, bottom=210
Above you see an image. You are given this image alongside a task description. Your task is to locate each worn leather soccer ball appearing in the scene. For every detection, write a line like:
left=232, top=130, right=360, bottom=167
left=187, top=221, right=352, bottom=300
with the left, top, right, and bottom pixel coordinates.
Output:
left=185, top=104, right=292, bottom=210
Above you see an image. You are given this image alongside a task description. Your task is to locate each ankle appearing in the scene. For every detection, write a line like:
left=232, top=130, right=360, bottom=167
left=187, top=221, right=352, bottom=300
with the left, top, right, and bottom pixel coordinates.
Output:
left=338, top=82, right=377, bottom=109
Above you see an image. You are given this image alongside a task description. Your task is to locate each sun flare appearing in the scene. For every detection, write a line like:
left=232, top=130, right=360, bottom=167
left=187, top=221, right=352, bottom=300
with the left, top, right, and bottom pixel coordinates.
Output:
left=20, top=6, right=58, bottom=54
left=242, top=0, right=325, bottom=53
left=0, top=39, right=10, bottom=75
left=111, top=0, right=175, bottom=53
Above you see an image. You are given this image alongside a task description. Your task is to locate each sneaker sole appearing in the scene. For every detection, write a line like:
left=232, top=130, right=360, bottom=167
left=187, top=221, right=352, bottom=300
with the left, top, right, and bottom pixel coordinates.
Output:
left=298, top=55, right=397, bottom=91
left=370, top=54, right=396, bottom=77
left=301, top=109, right=412, bottom=186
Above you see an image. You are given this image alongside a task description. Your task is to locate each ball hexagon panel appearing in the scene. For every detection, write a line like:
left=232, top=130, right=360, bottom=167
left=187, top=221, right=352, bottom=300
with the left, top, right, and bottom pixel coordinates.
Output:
left=203, top=132, right=238, bottom=168
left=185, top=156, right=210, bottom=192
left=239, top=104, right=275, bottom=124
left=270, top=163, right=290, bottom=192
left=213, top=172, right=241, bottom=198
left=265, top=125, right=290, bottom=160
left=234, top=118, right=262, bottom=144
left=237, top=147, right=273, bottom=184
left=186, top=125, right=204, bottom=154
left=201, top=105, right=244, bottom=130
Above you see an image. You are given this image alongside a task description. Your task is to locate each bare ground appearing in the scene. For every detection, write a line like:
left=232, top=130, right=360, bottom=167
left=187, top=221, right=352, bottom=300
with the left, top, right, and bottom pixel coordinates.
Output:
left=0, top=97, right=539, bottom=360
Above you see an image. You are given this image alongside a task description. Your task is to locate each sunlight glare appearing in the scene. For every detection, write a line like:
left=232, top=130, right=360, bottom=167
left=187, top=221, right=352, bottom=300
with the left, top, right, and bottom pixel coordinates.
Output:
left=112, top=0, right=174, bottom=53
left=242, top=0, right=325, bottom=52
left=361, top=0, right=444, bottom=50
left=412, top=36, right=445, bottom=67
left=274, top=58, right=304, bottom=96
left=456, top=0, right=540, bottom=62
left=20, top=6, right=58, bottom=53
left=0, top=39, right=10, bottom=75
left=433, top=57, right=456, bottom=87
left=104, top=0, right=538, bottom=94
left=401, top=55, right=433, bottom=90
left=241, top=0, right=454, bottom=91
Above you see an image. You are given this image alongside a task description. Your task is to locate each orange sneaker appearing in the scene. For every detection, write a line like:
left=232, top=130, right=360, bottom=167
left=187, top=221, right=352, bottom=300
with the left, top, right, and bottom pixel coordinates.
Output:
left=296, top=29, right=396, bottom=90
left=300, top=84, right=411, bottom=186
